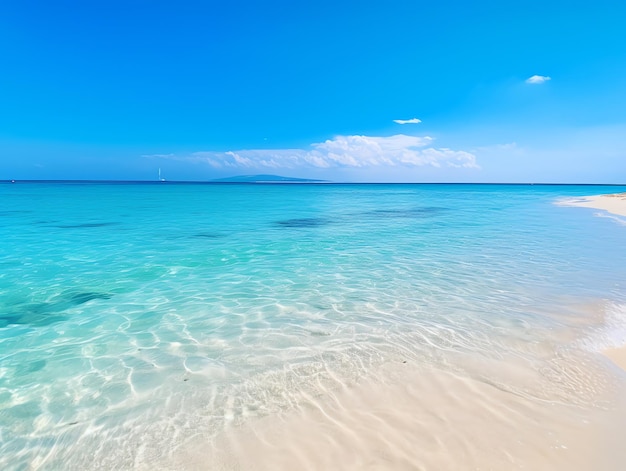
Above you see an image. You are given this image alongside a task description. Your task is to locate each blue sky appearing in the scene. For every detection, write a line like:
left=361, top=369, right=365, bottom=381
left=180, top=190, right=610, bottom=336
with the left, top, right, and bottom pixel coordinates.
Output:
left=1, top=0, right=624, bottom=182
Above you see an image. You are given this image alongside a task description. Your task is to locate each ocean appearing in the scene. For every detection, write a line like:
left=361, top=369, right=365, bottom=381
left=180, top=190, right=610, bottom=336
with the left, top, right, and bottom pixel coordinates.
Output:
left=1, top=182, right=626, bottom=469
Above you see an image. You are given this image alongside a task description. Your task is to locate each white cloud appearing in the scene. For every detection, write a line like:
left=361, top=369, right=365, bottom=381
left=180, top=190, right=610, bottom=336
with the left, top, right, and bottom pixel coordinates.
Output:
left=525, top=75, right=551, bottom=84
left=149, top=134, right=478, bottom=171
left=393, top=118, right=422, bottom=125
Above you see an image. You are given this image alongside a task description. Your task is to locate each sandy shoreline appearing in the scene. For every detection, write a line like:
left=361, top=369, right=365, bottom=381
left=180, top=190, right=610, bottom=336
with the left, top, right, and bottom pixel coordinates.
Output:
left=164, top=191, right=626, bottom=470
left=560, top=192, right=626, bottom=216
left=562, top=193, right=626, bottom=369
left=167, top=353, right=626, bottom=471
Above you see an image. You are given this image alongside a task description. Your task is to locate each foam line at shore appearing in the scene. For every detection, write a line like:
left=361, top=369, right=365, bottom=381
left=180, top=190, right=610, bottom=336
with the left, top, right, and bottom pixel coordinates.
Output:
left=559, top=192, right=626, bottom=371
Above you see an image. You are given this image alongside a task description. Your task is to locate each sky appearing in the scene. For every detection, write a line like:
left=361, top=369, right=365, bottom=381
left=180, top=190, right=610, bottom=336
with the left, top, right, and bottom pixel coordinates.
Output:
left=0, top=0, right=625, bottom=183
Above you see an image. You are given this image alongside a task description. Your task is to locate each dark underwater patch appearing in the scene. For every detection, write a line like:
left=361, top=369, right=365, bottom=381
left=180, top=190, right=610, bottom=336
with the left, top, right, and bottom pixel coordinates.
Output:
left=0, top=309, right=68, bottom=327
left=68, top=292, right=113, bottom=305
left=0, top=292, right=112, bottom=327
left=55, top=222, right=120, bottom=229
left=364, top=207, right=446, bottom=218
left=276, top=217, right=329, bottom=228
left=16, top=359, right=47, bottom=375
left=191, top=232, right=225, bottom=239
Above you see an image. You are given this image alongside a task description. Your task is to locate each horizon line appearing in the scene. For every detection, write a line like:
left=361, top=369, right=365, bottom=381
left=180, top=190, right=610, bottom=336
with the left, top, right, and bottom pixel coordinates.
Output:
left=2, top=179, right=626, bottom=186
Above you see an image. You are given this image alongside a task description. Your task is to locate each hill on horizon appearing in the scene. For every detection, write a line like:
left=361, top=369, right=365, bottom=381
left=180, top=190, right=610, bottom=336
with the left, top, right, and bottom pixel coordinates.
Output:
left=211, top=174, right=328, bottom=183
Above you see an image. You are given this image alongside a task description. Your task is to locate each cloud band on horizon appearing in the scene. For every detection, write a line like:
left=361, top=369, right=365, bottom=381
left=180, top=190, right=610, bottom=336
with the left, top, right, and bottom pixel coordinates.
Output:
left=145, top=134, right=478, bottom=171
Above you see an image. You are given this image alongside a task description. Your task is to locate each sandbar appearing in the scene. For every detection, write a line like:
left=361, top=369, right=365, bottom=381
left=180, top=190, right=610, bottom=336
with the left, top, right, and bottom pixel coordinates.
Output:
left=561, top=192, right=626, bottom=216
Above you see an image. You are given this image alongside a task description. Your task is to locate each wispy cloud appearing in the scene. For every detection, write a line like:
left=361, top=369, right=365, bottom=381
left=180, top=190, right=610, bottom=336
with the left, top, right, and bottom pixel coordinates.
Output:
left=525, top=75, right=551, bottom=84
left=142, top=153, right=175, bottom=159
left=393, top=118, right=422, bottom=125
left=146, top=134, right=478, bottom=170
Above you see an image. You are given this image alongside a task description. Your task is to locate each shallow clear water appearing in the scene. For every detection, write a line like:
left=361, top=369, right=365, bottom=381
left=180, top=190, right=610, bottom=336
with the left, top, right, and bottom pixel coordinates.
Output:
left=1, top=183, right=625, bottom=468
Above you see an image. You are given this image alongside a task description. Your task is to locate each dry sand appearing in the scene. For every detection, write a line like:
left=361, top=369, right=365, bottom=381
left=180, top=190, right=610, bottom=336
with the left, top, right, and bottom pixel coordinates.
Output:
left=560, top=192, right=626, bottom=217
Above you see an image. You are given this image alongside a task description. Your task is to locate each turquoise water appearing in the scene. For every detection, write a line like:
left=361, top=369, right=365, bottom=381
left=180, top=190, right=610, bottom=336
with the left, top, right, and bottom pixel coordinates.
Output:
left=1, top=183, right=625, bottom=468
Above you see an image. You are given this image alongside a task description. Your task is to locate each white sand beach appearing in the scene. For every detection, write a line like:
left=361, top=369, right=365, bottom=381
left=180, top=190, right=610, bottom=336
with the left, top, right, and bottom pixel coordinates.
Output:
left=168, top=348, right=626, bottom=471
left=561, top=192, right=626, bottom=216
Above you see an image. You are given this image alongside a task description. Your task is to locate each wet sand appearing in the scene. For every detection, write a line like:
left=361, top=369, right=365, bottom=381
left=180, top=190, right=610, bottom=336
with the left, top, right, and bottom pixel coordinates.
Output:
left=605, top=346, right=626, bottom=371
left=562, top=192, right=626, bottom=372
left=167, top=356, right=626, bottom=471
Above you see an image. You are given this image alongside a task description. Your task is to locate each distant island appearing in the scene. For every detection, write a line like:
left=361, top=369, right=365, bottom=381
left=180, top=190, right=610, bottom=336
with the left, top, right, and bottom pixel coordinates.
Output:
left=211, top=174, right=328, bottom=183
